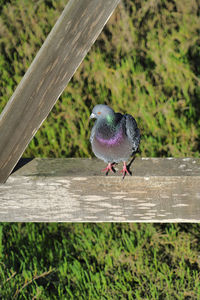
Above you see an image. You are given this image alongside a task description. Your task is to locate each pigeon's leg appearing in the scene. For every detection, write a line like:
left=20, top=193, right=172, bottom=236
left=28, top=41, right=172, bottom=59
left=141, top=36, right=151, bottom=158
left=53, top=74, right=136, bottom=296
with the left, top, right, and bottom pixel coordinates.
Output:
left=120, top=161, right=132, bottom=179
left=102, top=163, right=116, bottom=175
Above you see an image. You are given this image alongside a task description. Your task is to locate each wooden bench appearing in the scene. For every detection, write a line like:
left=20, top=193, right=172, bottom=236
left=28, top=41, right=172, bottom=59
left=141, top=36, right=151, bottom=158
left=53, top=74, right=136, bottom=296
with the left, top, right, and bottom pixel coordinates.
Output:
left=1, top=157, right=199, bottom=222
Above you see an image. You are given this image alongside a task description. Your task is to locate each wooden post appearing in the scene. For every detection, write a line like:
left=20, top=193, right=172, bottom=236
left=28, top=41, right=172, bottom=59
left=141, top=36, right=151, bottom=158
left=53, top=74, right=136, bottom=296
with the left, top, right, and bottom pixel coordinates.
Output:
left=0, top=158, right=200, bottom=222
left=0, top=0, right=120, bottom=183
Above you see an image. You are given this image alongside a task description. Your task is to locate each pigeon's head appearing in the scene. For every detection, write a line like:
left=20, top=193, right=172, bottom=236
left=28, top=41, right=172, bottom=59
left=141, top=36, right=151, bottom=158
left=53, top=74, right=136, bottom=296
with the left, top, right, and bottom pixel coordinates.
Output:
left=90, top=104, right=114, bottom=120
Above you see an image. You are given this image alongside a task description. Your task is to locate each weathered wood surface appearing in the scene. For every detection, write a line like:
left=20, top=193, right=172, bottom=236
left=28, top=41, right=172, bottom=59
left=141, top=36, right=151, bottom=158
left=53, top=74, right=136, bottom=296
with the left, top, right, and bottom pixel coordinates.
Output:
left=0, top=0, right=120, bottom=183
left=0, top=158, right=200, bottom=222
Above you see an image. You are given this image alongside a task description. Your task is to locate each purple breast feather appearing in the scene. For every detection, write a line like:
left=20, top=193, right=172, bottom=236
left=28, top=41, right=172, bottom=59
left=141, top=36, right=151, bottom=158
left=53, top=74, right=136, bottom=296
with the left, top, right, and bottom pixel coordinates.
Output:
left=96, top=128, right=124, bottom=146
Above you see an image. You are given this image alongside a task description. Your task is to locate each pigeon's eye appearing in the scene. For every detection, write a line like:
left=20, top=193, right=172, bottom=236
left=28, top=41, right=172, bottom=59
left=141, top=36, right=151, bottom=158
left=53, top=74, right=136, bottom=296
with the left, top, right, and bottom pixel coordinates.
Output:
left=97, top=112, right=101, bottom=115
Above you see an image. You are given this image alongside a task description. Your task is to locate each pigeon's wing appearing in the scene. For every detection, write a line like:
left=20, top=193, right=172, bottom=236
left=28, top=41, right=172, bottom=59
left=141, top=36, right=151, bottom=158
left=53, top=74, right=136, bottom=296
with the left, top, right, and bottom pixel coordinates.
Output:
left=124, top=114, right=140, bottom=152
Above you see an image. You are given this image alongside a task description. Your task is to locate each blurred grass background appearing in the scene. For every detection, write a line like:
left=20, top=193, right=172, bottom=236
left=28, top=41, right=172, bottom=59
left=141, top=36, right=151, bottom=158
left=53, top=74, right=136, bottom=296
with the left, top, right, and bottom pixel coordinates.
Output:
left=1, top=1, right=200, bottom=299
left=0, top=0, right=200, bottom=158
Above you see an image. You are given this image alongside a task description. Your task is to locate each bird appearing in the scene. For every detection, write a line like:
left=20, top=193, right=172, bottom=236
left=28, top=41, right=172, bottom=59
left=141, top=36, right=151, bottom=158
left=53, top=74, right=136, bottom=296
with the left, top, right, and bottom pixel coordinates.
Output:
left=89, top=104, right=140, bottom=178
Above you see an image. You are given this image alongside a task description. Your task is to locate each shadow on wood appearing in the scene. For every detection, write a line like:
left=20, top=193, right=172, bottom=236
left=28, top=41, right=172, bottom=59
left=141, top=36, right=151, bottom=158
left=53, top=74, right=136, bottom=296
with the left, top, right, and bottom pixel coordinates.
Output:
left=12, top=158, right=34, bottom=174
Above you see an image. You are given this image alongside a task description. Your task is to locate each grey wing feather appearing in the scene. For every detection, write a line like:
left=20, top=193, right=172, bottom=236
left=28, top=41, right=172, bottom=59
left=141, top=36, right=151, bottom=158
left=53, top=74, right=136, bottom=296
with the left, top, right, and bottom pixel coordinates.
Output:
left=124, top=114, right=140, bottom=152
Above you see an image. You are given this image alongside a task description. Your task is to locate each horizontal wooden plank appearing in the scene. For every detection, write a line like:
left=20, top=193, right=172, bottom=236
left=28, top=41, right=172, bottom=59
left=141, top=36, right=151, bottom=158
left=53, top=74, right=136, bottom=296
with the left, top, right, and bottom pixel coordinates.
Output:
left=0, top=158, right=200, bottom=222
left=0, top=0, right=120, bottom=183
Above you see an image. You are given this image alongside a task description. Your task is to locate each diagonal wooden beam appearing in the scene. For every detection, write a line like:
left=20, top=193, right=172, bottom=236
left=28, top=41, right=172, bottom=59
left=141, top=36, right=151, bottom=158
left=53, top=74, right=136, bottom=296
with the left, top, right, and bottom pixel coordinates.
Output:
left=0, top=0, right=120, bottom=183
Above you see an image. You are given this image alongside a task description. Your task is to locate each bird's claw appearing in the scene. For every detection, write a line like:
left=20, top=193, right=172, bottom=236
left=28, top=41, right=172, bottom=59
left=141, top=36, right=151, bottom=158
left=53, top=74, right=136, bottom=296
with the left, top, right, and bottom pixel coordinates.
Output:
left=102, top=163, right=116, bottom=175
left=120, top=163, right=132, bottom=179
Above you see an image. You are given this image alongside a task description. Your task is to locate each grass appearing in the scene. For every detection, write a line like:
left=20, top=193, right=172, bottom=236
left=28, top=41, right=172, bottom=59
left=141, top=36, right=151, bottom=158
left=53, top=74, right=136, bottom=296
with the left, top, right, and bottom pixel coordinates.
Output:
left=0, top=223, right=200, bottom=299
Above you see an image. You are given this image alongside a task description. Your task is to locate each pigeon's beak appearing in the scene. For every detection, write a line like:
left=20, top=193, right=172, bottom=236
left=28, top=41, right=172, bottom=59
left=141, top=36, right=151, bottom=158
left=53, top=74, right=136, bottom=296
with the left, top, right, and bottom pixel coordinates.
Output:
left=89, top=113, right=96, bottom=119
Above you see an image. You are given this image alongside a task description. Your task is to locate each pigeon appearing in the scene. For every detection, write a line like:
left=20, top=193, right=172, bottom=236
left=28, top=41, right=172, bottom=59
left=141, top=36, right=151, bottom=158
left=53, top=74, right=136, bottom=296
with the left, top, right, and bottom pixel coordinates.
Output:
left=89, top=104, right=140, bottom=177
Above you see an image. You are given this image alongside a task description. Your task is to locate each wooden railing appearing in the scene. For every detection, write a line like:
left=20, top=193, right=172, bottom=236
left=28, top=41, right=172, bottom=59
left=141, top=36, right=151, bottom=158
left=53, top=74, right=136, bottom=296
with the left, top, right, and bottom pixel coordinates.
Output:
left=0, top=158, right=199, bottom=222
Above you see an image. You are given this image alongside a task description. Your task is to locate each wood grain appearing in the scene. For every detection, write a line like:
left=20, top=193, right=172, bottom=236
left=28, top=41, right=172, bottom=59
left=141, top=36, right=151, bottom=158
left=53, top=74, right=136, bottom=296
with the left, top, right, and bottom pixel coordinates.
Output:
left=0, top=158, right=200, bottom=222
left=0, top=0, right=120, bottom=183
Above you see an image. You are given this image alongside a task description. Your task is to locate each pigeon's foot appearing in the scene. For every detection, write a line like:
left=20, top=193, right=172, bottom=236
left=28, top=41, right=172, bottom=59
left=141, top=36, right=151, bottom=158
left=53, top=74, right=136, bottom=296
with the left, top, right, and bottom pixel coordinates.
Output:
left=102, top=163, right=116, bottom=175
left=120, top=162, right=132, bottom=179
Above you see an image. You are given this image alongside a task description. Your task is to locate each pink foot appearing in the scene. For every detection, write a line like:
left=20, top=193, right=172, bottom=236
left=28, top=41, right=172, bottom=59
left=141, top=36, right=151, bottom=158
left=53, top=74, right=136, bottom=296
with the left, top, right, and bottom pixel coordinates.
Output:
left=102, top=163, right=116, bottom=175
left=120, top=162, right=131, bottom=178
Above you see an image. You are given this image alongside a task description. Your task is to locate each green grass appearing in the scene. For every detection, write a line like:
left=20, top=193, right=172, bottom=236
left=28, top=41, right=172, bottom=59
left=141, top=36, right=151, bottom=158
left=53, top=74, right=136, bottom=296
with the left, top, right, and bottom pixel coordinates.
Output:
left=0, top=0, right=200, bottom=158
left=0, top=223, right=200, bottom=299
